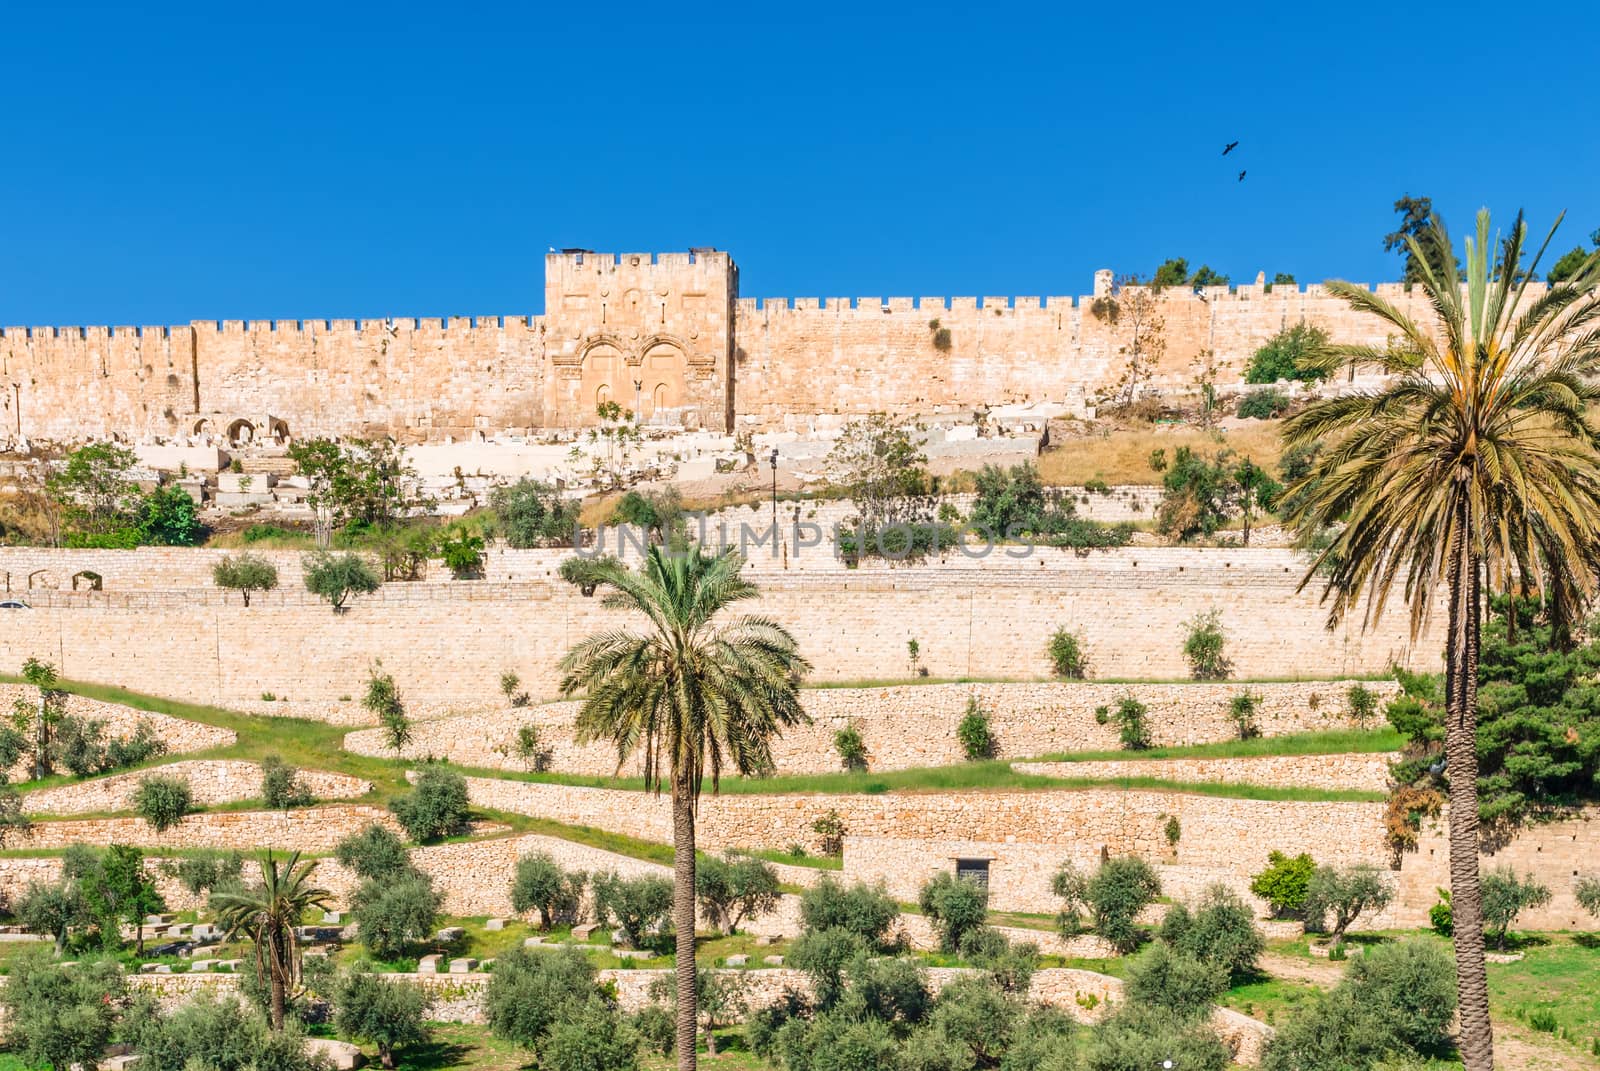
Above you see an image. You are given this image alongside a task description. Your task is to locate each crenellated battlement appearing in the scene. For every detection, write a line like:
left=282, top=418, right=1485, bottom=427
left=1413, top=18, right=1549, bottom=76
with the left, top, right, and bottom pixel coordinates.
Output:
left=0, top=253, right=1465, bottom=447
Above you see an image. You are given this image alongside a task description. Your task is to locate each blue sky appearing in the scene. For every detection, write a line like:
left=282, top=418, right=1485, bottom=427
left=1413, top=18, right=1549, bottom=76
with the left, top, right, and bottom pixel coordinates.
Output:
left=3, top=0, right=1598, bottom=325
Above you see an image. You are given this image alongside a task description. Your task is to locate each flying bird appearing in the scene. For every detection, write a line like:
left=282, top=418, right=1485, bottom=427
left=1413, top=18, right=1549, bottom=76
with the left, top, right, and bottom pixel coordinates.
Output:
left=1222, top=141, right=1239, bottom=155
left=1238, top=170, right=1247, bottom=182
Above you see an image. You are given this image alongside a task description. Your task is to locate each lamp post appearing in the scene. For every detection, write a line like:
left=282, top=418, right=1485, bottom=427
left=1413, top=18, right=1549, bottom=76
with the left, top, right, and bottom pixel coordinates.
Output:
left=769, top=448, right=779, bottom=540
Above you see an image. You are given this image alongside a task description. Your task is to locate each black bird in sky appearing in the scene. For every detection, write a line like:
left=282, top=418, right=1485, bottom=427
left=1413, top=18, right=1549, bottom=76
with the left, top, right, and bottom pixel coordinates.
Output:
left=1238, top=170, right=1247, bottom=182
left=1222, top=141, right=1239, bottom=155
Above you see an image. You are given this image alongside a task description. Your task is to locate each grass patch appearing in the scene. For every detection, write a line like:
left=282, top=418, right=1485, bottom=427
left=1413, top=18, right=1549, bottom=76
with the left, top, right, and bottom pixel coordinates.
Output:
left=1038, top=420, right=1286, bottom=486
left=747, top=848, right=842, bottom=871
left=460, top=758, right=1385, bottom=804
left=1221, top=972, right=1325, bottom=1028
left=1029, top=727, right=1403, bottom=764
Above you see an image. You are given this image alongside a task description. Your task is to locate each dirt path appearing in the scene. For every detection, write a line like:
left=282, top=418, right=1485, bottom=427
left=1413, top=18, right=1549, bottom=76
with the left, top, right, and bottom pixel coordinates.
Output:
left=1493, top=1023, right=1600, bottom=1071
left=1257, top=950, right=1346, bottom=987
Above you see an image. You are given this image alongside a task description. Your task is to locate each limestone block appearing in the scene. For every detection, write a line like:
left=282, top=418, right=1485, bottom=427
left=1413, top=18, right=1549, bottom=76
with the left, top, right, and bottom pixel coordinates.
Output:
left=435, top=926, right=465, bottom=943
left=306, top=1039, right=364, bottom=1070
left=572, top=924, right=599, bottom=940
left=213, top=491, right=274, bottom=507
left=483, top=918, right=505, bottom=931
left=218, top=472, right=276, bottom=493
left=417, top=954, right=442, bottom=974
left=763, top=955, right=784, bottom=966
left=448, top=957, right=477, bottom=974
left=725, top=955, right=748, bottom=966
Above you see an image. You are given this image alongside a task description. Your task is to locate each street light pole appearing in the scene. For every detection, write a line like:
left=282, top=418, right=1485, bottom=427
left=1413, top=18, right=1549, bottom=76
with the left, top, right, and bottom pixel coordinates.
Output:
left=769, top=448, right=779, bottom=541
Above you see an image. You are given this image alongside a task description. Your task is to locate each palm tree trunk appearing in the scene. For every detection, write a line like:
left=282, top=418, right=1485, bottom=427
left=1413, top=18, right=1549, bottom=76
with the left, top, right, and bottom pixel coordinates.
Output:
left=672, top=779, right=699, bottom=1071
left=1445, top=517, right=1493, bottom=1071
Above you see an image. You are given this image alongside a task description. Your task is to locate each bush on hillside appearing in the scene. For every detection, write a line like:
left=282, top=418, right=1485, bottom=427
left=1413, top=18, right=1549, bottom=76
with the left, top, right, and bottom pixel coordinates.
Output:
left=133, top=774, right=193, bottom=832
left=510, top=852, right=587, bottom=931
left=334, top=823, right=412, bottom=881
left=1047, top=627, right=1088, bottom=679
left=591, top=871, right=673, bottom=948
left=389, top=765, right=471, bottom=843
left=798, top=877, right=900, bottom=948
left=918, top=872, right=990, bottom=953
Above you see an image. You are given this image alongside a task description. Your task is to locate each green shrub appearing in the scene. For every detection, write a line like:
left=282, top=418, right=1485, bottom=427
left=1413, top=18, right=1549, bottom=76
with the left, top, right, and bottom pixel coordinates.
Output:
left=956, top=697, right=996, bottom=761
left=1051, top=862, right=1091, bottom=936
left=363, top=662, right=411, bottom=754
left=1085, top=857, right=1161, bottom=953
left=131, top=990, right=327, bottom=1071
left=630, top=1004, right=674, bottom=1057
left=1125, top=942, right=1229, bottom=1021
left=924, top=975, right=1023, bottom=1068
left=352, top=871, right=441, bottom=959
left=1346, top=683, right=1379, bottom=726
left=695, top=852, right=780, bottom=935
left=1261, top=939, right=1455, bottom=1071
left=490, top=478, right=579, bottom=548
left=591, top=871, right=673, bottom=948
left=787, top=927, right=869, bottom=1011
left=1245, top=323, right=1329, bottom=384
left=511, top=852, right=587, bottom=931
left=212, top=552, right=279, bottom=606
left=0, top=953, right=126, bottom=1071
left=15, top=881, right=85, bottom=956
left=333, top=966, right=433, bottom=1069
left=1085, top=1004, right=1232, bottom=1071
left=1250, top=851, right=1316, bottom=918
left=485, top=946, right=600, bottom=1049
left=260, top=754, right=313, bottom=809
left=390, top=765, right=472, bottom=843
left=1047, top=627, right=1088, bottom=679
left=1303, top=864, right=1393, bottom=941
left=1576, top=874, right=1600, bottom=917
left=335, top=823, right=412, bottom=881
left=958, top=927, right=1040, bottom=995
left=303, top=550, right=381, bottom=610
left=1228, top=691, right=1261, bottom=739
left=1236, top=387, right=1292, bottom=420
left=558, top=554, right=621, bottom=596
left=1182, top=609, right=1231, bottom=679
left=918, top=871, right=990, bottom=953
left=798, top=877, right=899, bottom=948
left=1113, top=695, right=1151, bottom=750
left=139, top=483, right=206, bottom=546
left=1164, top=815, right=1182, bottom=847
left=834, top=723, right=868, bottom=771
left=812, top=809, right=846, bottom=856
left=1428, top=888, right=1453, bottom=936
left=133, top=773, right=193, bottom=832
left=537, top=999, right=640, bottom=1071
left=1159, top=885, right=1264, bottom=980
left=439, top=528, right=486, bottom=579
left=1481, top=866, right=1552, bottom=950
left=49, top=714, right=167, bottom=777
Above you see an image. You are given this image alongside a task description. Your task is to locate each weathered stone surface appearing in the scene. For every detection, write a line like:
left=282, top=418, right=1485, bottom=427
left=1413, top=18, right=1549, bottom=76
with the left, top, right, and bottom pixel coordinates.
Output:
left=22, top=760, right=370, bottom=817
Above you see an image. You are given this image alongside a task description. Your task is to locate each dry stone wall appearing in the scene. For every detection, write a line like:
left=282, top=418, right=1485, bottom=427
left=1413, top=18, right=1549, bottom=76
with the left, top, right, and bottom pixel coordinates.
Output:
left=20, top=760, right=370, bottom=817
left=456, top=776, right=1392, bottom=869
left=14, top=804, right=399, bottom=852
left=0, top=685, right=235, bottom=782
left=0, top=548, right=1443, bottom=709
left=1012, top=752, right=1397, bottom=793
left=344, top=680, right=1399, bottom=775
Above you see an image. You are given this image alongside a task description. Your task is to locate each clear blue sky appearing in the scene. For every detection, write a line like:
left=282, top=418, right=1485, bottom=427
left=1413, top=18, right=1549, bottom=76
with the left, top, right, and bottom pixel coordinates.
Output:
left=4, top=0, right=1598, bottom=325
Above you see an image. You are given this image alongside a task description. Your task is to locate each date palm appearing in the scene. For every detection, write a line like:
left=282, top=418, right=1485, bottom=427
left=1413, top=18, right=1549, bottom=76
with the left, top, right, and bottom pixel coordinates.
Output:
left=1282, top=208, right=1600, bottom=1071
left=560, top=546, right=809, bottom=1071
left=211, top=850, right=333, bottom=1030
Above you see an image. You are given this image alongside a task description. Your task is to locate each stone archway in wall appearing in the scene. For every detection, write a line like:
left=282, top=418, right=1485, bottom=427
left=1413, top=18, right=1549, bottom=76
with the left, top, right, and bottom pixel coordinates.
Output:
left=579, top=340, right=629, bottom=421
left=638, top=338, right=688, bottom=422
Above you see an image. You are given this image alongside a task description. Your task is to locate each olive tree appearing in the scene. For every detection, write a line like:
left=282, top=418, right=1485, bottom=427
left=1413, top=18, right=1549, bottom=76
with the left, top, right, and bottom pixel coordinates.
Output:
left=212, top=552, right=280, bottom=606
left=302, top=551, right=380, bottom=611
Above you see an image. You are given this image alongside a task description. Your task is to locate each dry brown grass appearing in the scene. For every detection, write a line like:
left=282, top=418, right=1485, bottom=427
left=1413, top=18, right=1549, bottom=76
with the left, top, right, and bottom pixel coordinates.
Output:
left=1038, top=418, right=1287, bottom=486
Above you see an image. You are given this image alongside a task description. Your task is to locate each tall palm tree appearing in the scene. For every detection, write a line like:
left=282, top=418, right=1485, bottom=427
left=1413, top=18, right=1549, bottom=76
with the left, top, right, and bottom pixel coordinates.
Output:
left=211, top=849, right=333, bottom=1030
left=560, top=546, right=810, bottom=1071
left=1282, top=208, right=1600, bottom=1071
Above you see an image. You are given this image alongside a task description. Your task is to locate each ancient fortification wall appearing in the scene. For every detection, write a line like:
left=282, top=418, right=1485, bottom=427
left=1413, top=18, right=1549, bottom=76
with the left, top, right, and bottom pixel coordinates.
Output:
left=3, top=249, right=1485, bottom=444
left=0, top=548, right=1440, bottom=705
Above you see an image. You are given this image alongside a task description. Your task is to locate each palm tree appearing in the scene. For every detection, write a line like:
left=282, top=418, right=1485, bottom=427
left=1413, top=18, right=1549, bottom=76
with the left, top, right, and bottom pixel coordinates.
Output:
left=1281, top=209, right=1600, bottom=1071
left=560, top=546, right=810, bottom=1071
left=211, top=849, right=333, bottom=1030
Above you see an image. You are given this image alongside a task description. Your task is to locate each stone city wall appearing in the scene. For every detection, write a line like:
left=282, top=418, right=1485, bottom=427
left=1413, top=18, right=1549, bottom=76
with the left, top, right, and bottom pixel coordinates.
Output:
left=344, top=681, right=1398, bottom=775
left=3, top=244, right=1468, bottom=446
left=0, top=548, right=1444, bottom=709
left=20, top=760, right=370, bottom=817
